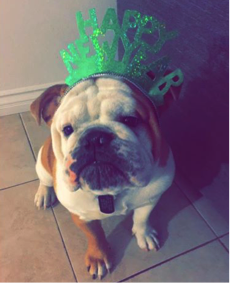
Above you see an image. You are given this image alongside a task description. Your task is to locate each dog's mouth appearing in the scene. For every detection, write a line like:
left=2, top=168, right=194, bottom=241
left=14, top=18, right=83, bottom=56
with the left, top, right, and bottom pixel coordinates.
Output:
left=77, top=160, right=130, bottom=191
left=66, top=141, right=145, bottom=192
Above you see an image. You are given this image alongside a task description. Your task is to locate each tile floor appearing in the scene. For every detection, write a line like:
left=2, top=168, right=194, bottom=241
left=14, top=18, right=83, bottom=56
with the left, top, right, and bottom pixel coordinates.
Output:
left=0, top=112, right=229, bottom=282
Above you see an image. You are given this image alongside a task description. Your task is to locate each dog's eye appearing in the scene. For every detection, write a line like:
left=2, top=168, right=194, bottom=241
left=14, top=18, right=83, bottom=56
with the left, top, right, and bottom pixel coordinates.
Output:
left=121, top=116, right=139, bottom=127
left=63, top=125, right=74, bottom=137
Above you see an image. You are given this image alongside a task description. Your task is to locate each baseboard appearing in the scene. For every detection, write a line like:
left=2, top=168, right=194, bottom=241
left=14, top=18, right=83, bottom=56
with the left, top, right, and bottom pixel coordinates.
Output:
left=0, top=81, right=64, bottom=116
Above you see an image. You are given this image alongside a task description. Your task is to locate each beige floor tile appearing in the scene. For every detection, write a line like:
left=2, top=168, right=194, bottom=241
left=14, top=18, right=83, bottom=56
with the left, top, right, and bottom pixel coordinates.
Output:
left=220, top=235, right=229, bottom=251
left=175, top=169, right=229, bottom=236
left=0, top=114, right=37, bottom=189
left=53, top=183, right=216, bottom=282
left=21, top=112, right=50, bottom=158
left=0, top=181, right=75, bottom=282
left=126, top=240, right=229, bottom=282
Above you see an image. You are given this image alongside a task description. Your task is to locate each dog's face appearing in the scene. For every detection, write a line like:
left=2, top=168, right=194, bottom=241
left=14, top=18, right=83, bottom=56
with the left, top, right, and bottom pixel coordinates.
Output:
left=31, top=76, right=163, bottom=195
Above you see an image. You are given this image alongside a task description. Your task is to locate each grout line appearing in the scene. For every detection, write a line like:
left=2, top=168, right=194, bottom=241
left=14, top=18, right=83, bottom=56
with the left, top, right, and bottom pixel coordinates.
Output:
left=217, top=233, right=229, bottom=253
left=173, top=179, right=223, bottom=239
left=18, top=113, right=227, bottom=280
left=0, top=179, right=39, bottom=191
left=19, top=113, right=78, bottom=281
left=0, top=114, right=38, bottom=190
left=218, top=238, right=229, bottom=253
left=119, top=237, right=219, bottom=282
left=51, top=207, right=78, bottom=282
left=19, top=113, right=37, bottom=161
left=218, top=232, right=229, bottom=238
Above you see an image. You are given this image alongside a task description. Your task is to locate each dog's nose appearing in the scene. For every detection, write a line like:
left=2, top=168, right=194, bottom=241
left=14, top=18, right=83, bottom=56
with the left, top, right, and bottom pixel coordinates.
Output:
left=80, top=128, right=114, bottom=149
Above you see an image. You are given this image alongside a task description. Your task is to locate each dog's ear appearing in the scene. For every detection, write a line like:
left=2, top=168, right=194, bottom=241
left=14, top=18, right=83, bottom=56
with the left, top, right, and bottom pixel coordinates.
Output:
left=30, top=84, right=68, bottom=126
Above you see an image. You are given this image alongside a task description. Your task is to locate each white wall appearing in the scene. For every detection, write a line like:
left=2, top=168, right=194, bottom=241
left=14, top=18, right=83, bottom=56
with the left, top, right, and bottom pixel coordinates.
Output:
left=0, top=0, right=117, bottom=115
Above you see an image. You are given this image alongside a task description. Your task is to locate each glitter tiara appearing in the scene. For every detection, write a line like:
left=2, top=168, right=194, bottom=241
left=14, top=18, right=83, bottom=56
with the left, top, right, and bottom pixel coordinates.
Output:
left=60, top=8, right=183, bottom=105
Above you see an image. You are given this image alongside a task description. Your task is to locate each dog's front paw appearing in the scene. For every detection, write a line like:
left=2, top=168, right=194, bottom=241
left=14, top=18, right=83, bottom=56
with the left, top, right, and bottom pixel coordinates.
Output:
left=85, top=244, right=112, bottom=280
left=34, top=184, right=57, bottom=210
left=132, top=225, right=160, bottom=252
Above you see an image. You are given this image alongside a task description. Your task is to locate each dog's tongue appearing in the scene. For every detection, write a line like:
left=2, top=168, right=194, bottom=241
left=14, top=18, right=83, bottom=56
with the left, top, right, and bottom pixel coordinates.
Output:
left=98, top=195, right=115, bottom=214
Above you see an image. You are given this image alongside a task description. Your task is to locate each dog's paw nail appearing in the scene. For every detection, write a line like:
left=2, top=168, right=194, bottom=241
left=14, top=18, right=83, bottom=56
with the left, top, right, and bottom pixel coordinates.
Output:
left=142, top=248, right=148, bottom=252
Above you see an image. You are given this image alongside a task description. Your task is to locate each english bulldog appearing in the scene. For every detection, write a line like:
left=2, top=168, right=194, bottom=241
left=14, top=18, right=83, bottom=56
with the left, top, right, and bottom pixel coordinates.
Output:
left=30, top=75, right=175, bottom=280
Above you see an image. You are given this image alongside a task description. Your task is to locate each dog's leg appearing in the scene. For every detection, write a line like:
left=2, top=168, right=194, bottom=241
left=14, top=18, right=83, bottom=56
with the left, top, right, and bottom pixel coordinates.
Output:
left=132, top=199, right=160, bottom=251
left=71, top=213, right=111, bottom=280
left=34, top=147, right=57, bottom=209
left=34, top=184, right=57, bottom=210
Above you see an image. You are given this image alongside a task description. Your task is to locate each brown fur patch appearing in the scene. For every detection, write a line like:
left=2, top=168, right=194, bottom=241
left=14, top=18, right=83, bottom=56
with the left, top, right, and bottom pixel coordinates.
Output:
left=127, top=84, right=162, bottom=161
left=122, top=80, right=170, bottom=166
left=71, top=213, right=111, bottom=271
left=30, top=84, right=68, bottom=126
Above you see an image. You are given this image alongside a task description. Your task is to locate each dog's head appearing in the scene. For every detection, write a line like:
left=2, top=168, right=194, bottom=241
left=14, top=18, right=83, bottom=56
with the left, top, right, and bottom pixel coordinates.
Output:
left=31, top=76, right=172, bottom=195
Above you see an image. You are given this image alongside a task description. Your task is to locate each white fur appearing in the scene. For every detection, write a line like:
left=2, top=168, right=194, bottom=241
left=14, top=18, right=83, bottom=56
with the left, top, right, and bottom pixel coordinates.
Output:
left=132, top=203, right=160, bottom=251
left=34, top=184, right=57, bottom=209
left=51, top=78, right=155, bottom=188
left=33, top=76, right=176, bottom=283
left=35, top=147, right=56, bottom=209
left=35, top=77, right=175, bottom=251
left=55, top=150, right=174, bottom=222
left=36, top=147, right=53, bottom=187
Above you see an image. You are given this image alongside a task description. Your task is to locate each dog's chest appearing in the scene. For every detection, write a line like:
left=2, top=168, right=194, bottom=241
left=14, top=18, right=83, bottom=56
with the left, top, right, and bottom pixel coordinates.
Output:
left=55, top=151, right=175, bottom=221
left=56, top=185, right=130, bottom=221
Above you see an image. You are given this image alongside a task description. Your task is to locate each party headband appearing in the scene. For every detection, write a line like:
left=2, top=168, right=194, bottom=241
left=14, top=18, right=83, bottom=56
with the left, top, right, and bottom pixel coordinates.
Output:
left=60, top=8, right=183, bottom=105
